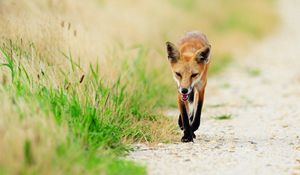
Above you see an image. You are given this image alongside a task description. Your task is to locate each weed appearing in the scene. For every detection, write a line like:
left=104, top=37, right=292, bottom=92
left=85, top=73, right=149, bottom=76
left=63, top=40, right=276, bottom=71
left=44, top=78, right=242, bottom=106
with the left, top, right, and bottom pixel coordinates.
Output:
left=212, top=114, right=232, bottom=120
left=241, top=95, right=254, bottom=104
left=247, top=67, right=262, bottom=77
left=23, top=139, right=34, bottom=166
left=208, top=103, right=227, bottom=108
left=222, top=83, right=231, bottom=89
left=0, top=48, right=15, bottom=81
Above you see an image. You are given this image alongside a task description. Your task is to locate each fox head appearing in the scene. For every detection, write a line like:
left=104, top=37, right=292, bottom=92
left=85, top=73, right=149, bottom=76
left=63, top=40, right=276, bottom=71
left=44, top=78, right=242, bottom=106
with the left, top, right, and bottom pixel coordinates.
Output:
left=166, top=40, right=211, bottom=99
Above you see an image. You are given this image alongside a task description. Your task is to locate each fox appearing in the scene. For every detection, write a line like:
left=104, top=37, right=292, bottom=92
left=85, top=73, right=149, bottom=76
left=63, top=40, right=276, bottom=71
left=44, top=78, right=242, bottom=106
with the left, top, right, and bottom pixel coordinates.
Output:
left=165, top=31, right=211, bottom=142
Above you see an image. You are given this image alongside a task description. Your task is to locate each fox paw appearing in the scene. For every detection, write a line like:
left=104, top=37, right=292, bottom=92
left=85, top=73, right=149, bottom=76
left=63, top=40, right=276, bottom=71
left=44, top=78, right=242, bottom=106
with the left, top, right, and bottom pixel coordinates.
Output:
left=181, top=134, right=193, bottom=142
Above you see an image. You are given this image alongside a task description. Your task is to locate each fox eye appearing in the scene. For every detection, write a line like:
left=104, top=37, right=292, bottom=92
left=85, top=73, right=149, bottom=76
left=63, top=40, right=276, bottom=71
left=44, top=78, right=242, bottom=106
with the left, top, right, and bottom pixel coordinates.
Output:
left=175, top=72, right=182, bottom=78
left=191, top=73, right=199, bottom=78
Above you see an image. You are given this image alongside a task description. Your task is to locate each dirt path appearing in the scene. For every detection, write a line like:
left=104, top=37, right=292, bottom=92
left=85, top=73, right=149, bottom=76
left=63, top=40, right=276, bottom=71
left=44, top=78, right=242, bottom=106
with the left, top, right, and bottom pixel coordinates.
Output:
left=128, top=1, right=300, bottom=174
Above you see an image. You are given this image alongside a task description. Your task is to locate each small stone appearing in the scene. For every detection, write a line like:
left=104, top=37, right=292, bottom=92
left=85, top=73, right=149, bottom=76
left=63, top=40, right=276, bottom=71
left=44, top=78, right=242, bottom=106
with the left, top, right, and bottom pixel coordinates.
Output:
left=282, top=124, right=289, bottom=128
left=248, top=141, right=257, bottom=144
left=214, top=145, right=221, bottom=149
left=157, top=143, right=164, bottom=146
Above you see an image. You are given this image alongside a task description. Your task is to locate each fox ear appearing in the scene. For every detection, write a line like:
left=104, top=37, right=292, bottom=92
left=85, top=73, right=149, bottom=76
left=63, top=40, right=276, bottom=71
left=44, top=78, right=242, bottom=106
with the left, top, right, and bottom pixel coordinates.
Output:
left=166, top=41, right=180, bottom=63
left=195, top=45, right=211, bottom=64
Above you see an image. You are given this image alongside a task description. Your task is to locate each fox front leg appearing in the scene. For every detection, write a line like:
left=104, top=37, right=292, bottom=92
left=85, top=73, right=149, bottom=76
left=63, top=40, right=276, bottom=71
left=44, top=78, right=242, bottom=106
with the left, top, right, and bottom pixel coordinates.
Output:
left=178, top=114, right=196, bottom=139
left=178, top=96, right=193, bottom=142
left=191, top=89, right=205, bottom=132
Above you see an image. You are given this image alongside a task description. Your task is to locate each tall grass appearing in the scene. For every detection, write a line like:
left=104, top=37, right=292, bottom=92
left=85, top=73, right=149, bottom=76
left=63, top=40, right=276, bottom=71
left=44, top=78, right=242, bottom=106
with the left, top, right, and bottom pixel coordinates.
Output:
left=0, top=0, right=277, bottom=174
left=0, top=43, right=176, bottom=174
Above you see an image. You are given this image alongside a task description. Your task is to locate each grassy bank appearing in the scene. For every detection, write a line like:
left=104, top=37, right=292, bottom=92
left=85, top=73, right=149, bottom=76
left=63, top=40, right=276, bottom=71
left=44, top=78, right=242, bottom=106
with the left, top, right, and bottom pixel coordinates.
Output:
left=0, top=0, right=277, bottom=174
left=0, top=43, right=176, bottom=175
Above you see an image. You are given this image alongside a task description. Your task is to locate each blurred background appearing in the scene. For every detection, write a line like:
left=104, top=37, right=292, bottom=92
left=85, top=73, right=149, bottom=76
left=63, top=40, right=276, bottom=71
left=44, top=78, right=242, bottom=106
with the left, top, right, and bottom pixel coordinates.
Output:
left=0, top=0, right=277, bottom=174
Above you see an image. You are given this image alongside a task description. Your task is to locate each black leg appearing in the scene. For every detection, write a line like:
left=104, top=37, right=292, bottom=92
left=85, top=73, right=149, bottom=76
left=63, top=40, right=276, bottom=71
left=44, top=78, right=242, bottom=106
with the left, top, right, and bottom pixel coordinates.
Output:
left=189, top=111, right=194, bottom=122
left=189, top=112, right=196, bottom=139
left=191, top=92, right=204, bottom=132
left=179, top=102, right=193, bottom=142
left=179, top=110, right=196, bottom=138
left=178, top=114, right=183, bottom=130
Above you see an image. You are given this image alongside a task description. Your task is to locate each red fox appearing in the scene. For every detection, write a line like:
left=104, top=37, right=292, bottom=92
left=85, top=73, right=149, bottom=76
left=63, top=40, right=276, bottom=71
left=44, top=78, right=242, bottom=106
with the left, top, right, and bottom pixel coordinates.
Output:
left=166, top=31, right=211, bottom=142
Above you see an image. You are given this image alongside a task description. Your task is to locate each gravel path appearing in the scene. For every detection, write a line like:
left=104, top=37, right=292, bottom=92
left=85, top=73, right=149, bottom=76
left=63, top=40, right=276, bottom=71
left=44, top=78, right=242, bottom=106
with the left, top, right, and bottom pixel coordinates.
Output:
left=128, top=1, right=300, bottom=174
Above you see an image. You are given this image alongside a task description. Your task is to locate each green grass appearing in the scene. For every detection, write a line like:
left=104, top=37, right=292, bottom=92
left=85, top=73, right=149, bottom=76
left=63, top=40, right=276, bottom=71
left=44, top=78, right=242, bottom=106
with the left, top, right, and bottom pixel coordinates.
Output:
left=168, top=0, right=196, bottom=11
left=216, top=12, right=262, bottom=38
left=212, top=114, right=233, bottom=120
left=247, top=67, right=262, bottom=77
left=107, top=160, right=146, bottom=175
left=24, top=139, right=34, bottom=166
left=207, top=103, right=227, bottom=108
left=0, top=44, right=176, bottom=175
left=221, top=83, right=231, bottom=89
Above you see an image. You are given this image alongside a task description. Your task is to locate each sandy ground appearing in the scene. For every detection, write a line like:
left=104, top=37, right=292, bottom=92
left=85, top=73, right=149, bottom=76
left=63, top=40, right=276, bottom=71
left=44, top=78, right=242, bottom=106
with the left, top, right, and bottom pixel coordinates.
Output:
left=128, top=1, right=300, bottom=175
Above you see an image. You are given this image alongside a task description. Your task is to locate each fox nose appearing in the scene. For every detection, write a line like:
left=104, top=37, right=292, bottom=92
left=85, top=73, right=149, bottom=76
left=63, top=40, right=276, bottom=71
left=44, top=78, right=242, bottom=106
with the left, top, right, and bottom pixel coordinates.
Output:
left=181, top=88, right=188, bottom=94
